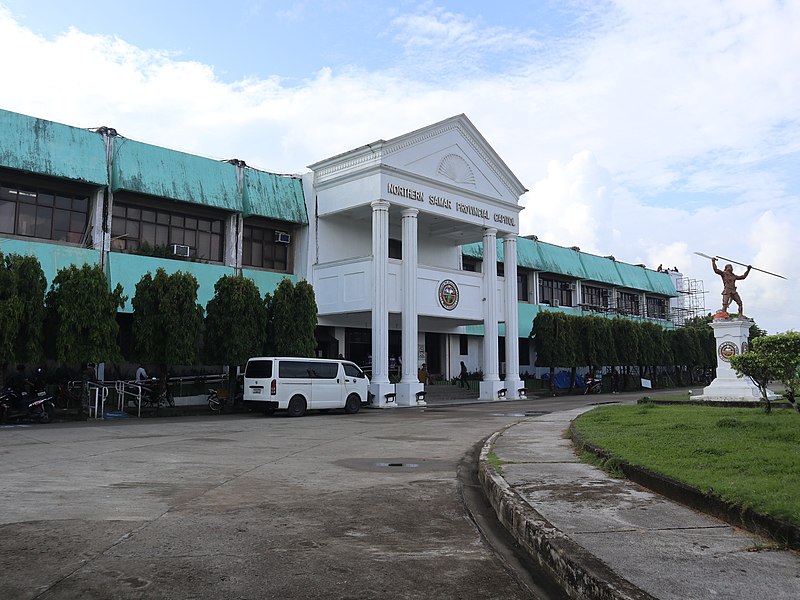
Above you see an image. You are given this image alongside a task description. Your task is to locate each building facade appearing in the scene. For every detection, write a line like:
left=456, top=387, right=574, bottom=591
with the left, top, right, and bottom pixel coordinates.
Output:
left=0, top=109, right=677, bottom=403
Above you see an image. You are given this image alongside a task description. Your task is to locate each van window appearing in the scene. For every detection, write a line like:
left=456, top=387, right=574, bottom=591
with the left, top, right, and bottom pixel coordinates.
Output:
left=279, top=361, right=338, bottom=379
left=246, top=359, right=272, bottom=378
left=343, top=363, right=364, bottom=378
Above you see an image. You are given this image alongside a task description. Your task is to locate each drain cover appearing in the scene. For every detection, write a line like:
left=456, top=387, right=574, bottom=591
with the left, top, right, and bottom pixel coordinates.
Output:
left=333, top=458, right=450, bottom=472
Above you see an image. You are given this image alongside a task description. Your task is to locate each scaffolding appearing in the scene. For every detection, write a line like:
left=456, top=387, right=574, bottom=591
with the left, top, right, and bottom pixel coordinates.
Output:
left=671, top=277, right=707, bottom=326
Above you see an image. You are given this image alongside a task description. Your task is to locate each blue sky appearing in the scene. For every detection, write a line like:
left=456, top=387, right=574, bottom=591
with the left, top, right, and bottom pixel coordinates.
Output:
left=0, top=1, right=797, bottom=333
left=2, top=1, right=589, bottom=81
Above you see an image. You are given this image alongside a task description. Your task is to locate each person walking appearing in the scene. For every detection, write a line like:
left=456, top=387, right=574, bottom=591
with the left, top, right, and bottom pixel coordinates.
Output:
left=459, top=361, right=470, bottom=390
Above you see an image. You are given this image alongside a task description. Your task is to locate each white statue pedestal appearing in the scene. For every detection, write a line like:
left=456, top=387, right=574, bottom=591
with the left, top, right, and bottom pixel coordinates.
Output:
left=692, top=316, right=760, bottom=402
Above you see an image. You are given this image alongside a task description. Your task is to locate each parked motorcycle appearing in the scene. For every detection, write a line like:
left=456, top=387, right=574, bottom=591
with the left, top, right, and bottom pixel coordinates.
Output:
left=207, top=383, right=243, bottom=413
left=0, top=387, right=56, bottom=424
left=584, top=376, right=602, bottom=395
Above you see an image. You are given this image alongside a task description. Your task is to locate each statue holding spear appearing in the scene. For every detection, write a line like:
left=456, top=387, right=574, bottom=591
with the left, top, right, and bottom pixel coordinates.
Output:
left=695, top=252, right=786, bottom=318
left=712, top=258, right=750, bottom=316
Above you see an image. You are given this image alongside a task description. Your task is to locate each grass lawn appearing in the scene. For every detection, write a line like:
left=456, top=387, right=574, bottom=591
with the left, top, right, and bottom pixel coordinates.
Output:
left=572, top=403, right=800, bottom=525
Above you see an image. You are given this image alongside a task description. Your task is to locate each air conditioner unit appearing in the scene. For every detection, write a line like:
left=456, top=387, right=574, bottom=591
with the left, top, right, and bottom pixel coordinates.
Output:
left=274, top=231, right=291, bottom=244
left=551, top=298, right=561, bottom=307
left=171, top=244, right=191, bottom=257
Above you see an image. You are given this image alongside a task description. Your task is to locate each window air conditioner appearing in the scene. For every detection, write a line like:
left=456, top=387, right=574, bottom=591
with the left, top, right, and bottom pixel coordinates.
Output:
left=274, top=231, right=291, bottom=244
left=171, top=244, right=191, bottom=257
left=551, top=298, right=561, bottom=307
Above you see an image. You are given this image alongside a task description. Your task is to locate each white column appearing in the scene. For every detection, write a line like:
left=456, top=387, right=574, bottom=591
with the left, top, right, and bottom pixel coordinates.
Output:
left=396, top=208, right=424, bottom=406
left=368, top=200, right=395, bottom=407
left=224, top=214, right=242, bottom=270
left=480, top=228, right=504, bottom=400
left=503, top=235, right=522, bottom=399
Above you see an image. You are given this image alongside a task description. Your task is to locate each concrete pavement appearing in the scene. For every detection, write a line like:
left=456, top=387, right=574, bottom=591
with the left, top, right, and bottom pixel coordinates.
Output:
left=479, top=405, right=800, bottom=600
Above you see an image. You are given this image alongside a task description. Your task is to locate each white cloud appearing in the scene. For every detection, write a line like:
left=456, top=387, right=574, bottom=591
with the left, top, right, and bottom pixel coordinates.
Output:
left=0, top=2, right=797, bottom=333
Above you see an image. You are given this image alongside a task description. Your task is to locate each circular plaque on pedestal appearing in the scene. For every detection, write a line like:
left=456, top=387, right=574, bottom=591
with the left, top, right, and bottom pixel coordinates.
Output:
left=718, top=341, right=738, bottom=362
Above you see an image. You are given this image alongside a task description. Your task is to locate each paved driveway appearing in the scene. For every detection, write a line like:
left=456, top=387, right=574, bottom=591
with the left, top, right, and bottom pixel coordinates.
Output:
left=0, top=397, right=595, bottom=599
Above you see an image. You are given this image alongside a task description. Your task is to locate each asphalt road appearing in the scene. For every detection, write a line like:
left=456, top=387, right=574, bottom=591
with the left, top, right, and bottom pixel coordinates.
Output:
left=0, top=396, right=600, bottom=600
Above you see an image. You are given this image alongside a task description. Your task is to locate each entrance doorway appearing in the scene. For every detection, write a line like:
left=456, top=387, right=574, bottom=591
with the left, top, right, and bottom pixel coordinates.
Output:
left=424, top=333, right=444, bottom=380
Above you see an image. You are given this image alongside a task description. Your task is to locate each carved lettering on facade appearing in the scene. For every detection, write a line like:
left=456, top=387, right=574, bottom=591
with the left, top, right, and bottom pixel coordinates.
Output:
left=429, top=194, right=451, bottom=209
left=493, top=213, right=516, bottom=226
left=456, top=202, right=489, bottom=219
left=386, top=181, right=514, bottom=228
left=387, top=183, right=424, bottom=202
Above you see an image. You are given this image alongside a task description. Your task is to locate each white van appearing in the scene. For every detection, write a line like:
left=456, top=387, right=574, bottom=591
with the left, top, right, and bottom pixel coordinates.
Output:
left=243, top=357, right=369, bottom=417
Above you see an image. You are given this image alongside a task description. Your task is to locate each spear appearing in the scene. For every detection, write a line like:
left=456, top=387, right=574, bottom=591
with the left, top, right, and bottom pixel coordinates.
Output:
left=694, top=252, right=786, bottom=279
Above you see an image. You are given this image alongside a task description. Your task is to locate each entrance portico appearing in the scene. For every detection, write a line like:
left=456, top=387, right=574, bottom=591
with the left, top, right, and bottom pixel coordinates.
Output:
left=305, top=115, right=527, bottom=405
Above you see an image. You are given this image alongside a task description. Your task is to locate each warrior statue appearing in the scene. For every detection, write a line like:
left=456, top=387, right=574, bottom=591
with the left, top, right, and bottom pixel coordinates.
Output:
left=712, top=258, right=751, bottom=316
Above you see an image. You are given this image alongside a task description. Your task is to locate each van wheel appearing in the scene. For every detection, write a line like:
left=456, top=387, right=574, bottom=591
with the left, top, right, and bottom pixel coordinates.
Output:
left=344, top=394, right=361, bottom=414
left=287, top=396, right=306, bottom=417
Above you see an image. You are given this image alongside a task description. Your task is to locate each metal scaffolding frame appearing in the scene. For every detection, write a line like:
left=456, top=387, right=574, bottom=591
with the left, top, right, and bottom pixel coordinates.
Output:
left=671, top=277, right=707, bottom=326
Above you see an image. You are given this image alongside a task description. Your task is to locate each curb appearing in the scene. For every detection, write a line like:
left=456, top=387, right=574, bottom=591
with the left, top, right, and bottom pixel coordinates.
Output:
left=478, top=428, right=656, bottom=600
left=569, top=424, right=800, bottom=551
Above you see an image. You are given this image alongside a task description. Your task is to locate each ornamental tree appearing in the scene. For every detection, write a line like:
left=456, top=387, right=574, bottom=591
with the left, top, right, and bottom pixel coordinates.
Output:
left=533, top=311, right=575, bottom=392
left=132, top=268, right=203, bottom=378
left=45, top=263, right=125, bottom=366
left=730, top=332, right=800, bottom=414
left=0, top=252, right=22, bottom=382
left=6, top=254, right=47, bottom=364
left=266, top=278, right=318, bottom=357
left=205, top=275, right=268, bottom=396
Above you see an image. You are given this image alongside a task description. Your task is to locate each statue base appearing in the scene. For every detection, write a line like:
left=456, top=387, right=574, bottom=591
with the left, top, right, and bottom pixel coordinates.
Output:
left=691, top=318, right=762, bottom=403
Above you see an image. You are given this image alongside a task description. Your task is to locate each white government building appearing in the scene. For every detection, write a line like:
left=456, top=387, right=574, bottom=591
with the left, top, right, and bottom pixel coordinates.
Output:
left=0, top=110, right=680, bottom=406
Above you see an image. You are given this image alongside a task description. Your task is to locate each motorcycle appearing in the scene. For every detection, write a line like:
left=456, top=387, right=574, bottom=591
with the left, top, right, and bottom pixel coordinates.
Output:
left=207, top=382, right=243, bottom=413
left=584, top=376, right=602, bottom=395
left=0, top=387, right=56, bottom=424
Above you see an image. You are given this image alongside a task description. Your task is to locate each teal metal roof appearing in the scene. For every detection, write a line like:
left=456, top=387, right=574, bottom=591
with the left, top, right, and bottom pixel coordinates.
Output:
left=462, top=237, right=677, bottom=296
left=0, top=109, right=108, bottom=185
left=112, top=138, right=242, bottom=211
left=243, top=169, right=308, bottom=224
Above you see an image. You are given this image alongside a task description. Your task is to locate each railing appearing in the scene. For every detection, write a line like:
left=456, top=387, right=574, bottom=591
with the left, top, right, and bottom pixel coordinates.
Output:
left=62, top=373, right=229, bottom=418
left=115, top=381, right=145, bottom=417
left=85, top=381, right=110, bottom=419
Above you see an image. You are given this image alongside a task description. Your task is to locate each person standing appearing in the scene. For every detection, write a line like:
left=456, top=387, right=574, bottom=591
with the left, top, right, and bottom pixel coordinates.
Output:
left=80, top=362, right=97, bottom=420
left=135, top=364, right=149, bottom=383
left=418, top=363, right=429, bottom=385
left=458, top=361, right=470, bottom=390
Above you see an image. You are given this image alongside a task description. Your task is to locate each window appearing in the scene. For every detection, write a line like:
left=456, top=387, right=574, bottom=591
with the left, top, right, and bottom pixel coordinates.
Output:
left=646, top=296, right=667, bottom=319
left=617, top=291, right=641, bottom=316
left=343, top=363, right=366, bottom=378
left=539, top=277, right=573, bottom=307
left=388, top=238, right=402, bottom=260
left=519, top=338, right=531, bottom=366
left=112, top=201, right=224, bottom=261
left=245, top=359, right=273, bottom=378
left=279, top=360, right=338, bottom=379
left=582, top=285, right=609, bottom=308
left=462, top=257, right=479, bottom=272
left=459, top=334, right=468, bottom=355
left=242, top=223, right=289, bottom=272
left=517, top=271, right=529, bottom=302
left=1, top=182, right=89, bottom=243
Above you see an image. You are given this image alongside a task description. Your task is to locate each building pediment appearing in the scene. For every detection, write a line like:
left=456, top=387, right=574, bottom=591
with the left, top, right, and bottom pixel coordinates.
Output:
left=309, top=114, right=527, bottom=207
